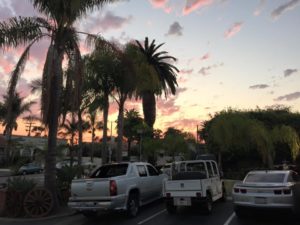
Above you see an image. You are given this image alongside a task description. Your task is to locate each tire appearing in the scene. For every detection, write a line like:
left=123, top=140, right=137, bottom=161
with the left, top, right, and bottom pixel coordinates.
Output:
left=203, top=192, right=213, bottom=214
left=166, top=201, right=176, bottom=214
left=126, top=193, right=139, bottom=218
left=22, top=171, right=27, bottom=175
left=82, top=211, right=98, bottom=218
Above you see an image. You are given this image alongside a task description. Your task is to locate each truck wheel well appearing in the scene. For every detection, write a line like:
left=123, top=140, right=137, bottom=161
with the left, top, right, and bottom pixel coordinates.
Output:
left=129, top=189, right=139, bottom=197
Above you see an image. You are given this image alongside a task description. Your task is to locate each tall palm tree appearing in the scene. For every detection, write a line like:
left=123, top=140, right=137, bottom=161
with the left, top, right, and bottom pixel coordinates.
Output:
left=135, top=37, right=179, bottom=129
left=2, top=92, right=35, bottom=161
left=84, top=44, right=120, bottom=163
left=0, top=0, right=118, bottom=208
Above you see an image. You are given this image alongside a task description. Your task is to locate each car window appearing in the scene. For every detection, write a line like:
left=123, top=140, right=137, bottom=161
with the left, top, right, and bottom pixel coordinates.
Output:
left=205, top=162, right=214, bottom=177
left=186, top=162, right=206, bottom=173
left=137, top=165, right=148, bottom=177
left=211, top=161, right=219, bottom=176
left=147, top=165, right=159, bottom=176
left=244, top=173, right=285, bottom=183
left=90, top=164, right=128, bottom=178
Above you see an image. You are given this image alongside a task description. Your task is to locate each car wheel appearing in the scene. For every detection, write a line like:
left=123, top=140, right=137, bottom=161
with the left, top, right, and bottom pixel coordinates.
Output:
left=203, top=192, right=213, bottom=214
left=165, top=201, right=176, bottom=214
left=82, top=211, right=98, bottom=218
left=22, top=171, right=27, bottom=175
left=126, top=193, right=139, bottom=218
left=39, top=169, right=43, bottom=173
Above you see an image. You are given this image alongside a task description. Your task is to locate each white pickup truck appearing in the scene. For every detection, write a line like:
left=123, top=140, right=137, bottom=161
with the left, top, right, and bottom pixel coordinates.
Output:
left=163, top=160, right=225, bottom=214
left=68, top=162, right=167, bottom=217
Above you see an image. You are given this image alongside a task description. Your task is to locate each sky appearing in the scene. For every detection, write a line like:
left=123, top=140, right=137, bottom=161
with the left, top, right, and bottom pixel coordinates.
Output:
left=0, top=0, right=300, bottom=139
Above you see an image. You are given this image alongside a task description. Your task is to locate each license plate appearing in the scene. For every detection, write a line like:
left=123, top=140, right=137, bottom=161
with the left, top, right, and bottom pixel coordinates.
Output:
left=174, top=197, right=191, bottom=206
left=255, top=197, right=267, bottom=204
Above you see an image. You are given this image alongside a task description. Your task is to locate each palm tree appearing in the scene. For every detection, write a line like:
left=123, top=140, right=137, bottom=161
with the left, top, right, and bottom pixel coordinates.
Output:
left=59, top=114, right=89, bottom=166
left=0, top=0, right=118, bottom=207
left=84, top=44, right=120, bottom=164
left=112, top=43, right=137, bottom=162
left=86, top=108, right=103, bottom=162
left=2, top=92, right=35, bottom=161
left=123, top=109, right=144, bottom=155
left=135, top=37, right=179, bottom=129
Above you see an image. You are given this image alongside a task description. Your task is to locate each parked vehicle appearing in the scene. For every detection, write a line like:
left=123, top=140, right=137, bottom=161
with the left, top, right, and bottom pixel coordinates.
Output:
left=18, top=163, right=43, bottom=175
left=163, top=160, right=225, bottom=214
left=68, top=162, right=167, bottom=218
left=232, top=170, right=300, bottom=217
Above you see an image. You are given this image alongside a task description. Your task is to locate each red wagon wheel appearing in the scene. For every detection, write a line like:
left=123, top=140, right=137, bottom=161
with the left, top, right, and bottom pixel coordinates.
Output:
left=5, top=190, right=23, bottom=217
left=23, top=188, right=53, bottom=218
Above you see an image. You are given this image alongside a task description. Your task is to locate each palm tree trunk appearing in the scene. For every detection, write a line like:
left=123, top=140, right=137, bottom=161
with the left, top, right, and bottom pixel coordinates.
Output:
left=78, top=109, right=83, bottom=172
left=91, top=127, right=95, bottom=163
left=44, top=47, right=63, bottom=210
left=142, top=91, right=156, bottom=129
left=102, top=93, right=109, bottom=164
left=116, top=97, right=126, bottom=162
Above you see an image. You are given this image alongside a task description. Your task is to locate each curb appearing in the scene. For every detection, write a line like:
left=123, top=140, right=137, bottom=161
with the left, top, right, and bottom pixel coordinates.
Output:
left=0, top=209, right=77, bottom=222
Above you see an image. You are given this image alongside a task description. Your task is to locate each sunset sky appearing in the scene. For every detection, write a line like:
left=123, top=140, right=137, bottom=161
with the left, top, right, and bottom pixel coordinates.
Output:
left=0, top=0, right=300, bottom=139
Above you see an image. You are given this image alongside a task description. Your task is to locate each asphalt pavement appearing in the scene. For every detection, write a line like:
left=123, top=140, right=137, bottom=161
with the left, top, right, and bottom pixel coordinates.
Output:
left=1, top=199, right=299, bottom=225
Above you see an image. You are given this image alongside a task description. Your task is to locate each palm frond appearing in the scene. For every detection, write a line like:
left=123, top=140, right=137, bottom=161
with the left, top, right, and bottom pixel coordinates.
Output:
left=30, top=78, right=42, bottom=93
left=0, top=16, right=45, bottom=49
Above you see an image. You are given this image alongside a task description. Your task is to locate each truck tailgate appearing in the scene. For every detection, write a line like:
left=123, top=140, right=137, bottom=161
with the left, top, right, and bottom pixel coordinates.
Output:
left=165, top=180, right=202, bottom=191
left=71, top=178, right=110, bottom=199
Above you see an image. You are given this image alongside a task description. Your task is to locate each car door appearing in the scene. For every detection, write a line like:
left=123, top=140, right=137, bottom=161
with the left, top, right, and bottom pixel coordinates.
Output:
left=136, top=165, right=150, bottom=203
left=211, top=161, right=222, bottom=195
left=205, top=161, right=218, bottom=198
left=146, top=165, right=161, bottom=199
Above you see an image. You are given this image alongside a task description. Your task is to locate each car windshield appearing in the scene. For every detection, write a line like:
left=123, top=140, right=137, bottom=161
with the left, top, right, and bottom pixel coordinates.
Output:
left=244, top=173, right=285, bottom=183
left=90, top=164, right=128, bottom=178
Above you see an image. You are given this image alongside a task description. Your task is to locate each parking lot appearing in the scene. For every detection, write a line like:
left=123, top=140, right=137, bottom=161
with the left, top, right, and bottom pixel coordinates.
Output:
left=2, top=200, right=299, bottom=225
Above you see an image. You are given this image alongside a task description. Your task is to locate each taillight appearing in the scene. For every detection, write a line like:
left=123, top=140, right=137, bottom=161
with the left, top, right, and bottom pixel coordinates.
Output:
left=274, top=190, right=282, bottom=195
left=110, top=180, right=117, bottom=196
left=240, top=189, right=247, bottom=194
left=234, top=188, right=240, bottom=193
left=166, top=193, right=171, bottom=198
left=196, top=192, right=202, bottom=198
left=283, top=189, right=291, bottom=195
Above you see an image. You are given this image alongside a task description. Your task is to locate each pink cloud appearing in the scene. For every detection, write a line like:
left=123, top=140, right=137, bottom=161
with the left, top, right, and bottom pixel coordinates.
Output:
left=180, top=69, right=193, bottom=75
left=224, top=22, right=243, bottom=39
left=157, top=98, right=180, bottom=116
left=200, top=52, right=210, bottom=61
left=183, top=0, right=214, bottom=15
left=149, top=0, right=173, bottom=13
left=164, top=118, right=202, bottom=133
left=149, top=0, right=169, bottom=8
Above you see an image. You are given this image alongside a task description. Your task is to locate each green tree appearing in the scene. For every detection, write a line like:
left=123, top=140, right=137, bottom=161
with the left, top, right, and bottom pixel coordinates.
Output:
left=163, top=127, right=190, bottom=160
left=84, top=43, right=119, bottom=164
left=0, top=0, right=118, bottom=206
left=123, top=109, right=144, bottom=155
left=135, top=37, right=179, bottom=129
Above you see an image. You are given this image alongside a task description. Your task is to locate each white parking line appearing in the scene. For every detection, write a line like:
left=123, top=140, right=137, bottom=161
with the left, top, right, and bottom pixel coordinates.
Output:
left=137, top=209, right=167, bottom=225
left=223, top=212, right=235, bottom=225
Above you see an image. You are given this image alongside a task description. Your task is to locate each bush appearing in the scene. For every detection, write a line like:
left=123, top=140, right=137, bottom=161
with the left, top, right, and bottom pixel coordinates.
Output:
left=56, top=165, right=83, bottom=205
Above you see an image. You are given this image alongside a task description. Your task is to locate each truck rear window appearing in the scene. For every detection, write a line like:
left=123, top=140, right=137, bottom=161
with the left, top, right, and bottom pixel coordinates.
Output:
left=91, top=164, right=128, bottom=178
left=244, top=173, right=285, bottom=183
